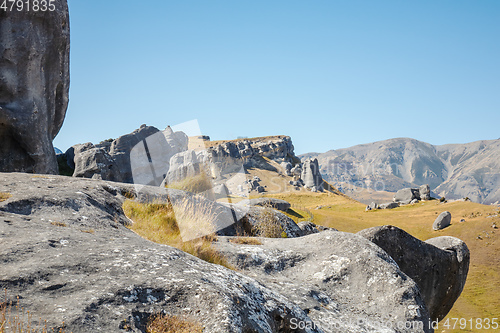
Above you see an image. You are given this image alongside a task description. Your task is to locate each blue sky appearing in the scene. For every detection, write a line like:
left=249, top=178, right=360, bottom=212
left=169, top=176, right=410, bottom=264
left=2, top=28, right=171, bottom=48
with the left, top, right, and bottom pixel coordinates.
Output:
left=54, top=0, right=500, bottom=155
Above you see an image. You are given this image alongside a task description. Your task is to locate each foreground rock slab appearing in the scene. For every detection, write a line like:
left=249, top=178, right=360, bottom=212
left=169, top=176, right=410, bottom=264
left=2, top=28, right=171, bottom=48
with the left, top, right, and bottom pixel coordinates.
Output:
left=216, top=232, right=433, bottom=332
left=0, top=173, right=318, bottom=333
left=357, top=225, right=469, bottom=322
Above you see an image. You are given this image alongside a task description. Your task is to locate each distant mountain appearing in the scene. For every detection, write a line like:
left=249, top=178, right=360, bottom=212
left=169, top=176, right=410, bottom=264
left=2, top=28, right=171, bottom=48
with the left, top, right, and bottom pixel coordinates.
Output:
left=300, top=138, right=500, bottom=205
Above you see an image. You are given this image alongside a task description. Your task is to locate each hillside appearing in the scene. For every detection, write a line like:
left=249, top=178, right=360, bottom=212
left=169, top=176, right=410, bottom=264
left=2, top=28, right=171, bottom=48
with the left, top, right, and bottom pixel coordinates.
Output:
left=301, top=138, right=500, bottom=205
left=268, top=191, right=500, bottom=333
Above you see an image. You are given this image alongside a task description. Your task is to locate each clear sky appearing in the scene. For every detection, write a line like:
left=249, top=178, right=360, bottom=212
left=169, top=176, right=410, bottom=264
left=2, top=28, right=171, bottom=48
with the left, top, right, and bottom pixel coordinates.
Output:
left=54, top=0, right=500, bottom=155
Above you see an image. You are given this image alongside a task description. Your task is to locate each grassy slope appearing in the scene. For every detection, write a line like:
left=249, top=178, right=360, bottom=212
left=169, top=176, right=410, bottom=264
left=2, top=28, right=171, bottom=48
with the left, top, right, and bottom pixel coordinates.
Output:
left=267, top=192, right=500, bottom=333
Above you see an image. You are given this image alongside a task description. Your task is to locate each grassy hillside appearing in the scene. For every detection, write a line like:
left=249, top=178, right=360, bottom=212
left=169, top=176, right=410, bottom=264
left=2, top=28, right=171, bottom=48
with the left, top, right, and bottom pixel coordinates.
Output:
left=267, top=192, right=500, bottom=333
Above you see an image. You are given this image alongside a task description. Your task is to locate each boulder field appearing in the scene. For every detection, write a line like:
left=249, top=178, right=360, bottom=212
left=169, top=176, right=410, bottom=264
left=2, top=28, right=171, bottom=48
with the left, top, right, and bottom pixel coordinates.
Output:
left=0, top=173, right=470, bottom=332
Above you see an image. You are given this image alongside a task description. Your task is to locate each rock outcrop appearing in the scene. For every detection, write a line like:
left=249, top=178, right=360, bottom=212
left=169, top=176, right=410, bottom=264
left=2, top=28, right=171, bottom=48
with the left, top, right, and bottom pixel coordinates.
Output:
left=238, top=197, right=291, bottom=212
left=358, top=225, right=469, bottom=322
left=68, top=125, right=188, bottom=184
left=0, top=1, right=70, bottom=174
left=393, top=185, right=432, bottom=204
left=0, top=173, right=318, bottom=332
left=216, top=231, right=433, bottom=332
left=433, top=211, right=452, bottom=230
left=301, top=158, right=324, bottom=190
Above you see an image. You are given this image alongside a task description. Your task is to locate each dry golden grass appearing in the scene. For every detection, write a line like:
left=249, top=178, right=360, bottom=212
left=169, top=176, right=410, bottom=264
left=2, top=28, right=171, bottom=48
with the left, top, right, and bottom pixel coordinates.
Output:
left=253, top=207, right=285, bottom=238
left=0, top=193, right=11, bottom=202
left=146, top=313, right=203, bottom=333
left=80, top=229, right=94, bottom=234
left=229, top=237, right=263, bottom=245
left=50, top=221, right=67, bottom=227
left=272, top=192, right=500, bottom=333
left=122, top=199, right=234, bottom=270
left=165, top=169, right=212, bottom=195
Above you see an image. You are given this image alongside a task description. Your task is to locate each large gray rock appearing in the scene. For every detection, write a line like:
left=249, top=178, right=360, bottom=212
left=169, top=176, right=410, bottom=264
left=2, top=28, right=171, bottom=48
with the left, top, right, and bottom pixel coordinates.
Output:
left=433, top=211, right=452, bottom=230
left=301, top=158, right=324, bottom=189
left=419, top=184, right=431, bottom=200
left=357, top=225, right=469, bottom=322
left=379, top=202, right=400, bottom=209
left=215, top=231, right=433, bottom=332
left=0, top=173, right=318, bottom=333
left=70, top=125, right=188, bottom=184
left=297, top=221, right=319, bottom=235
left=238, top=197, right=291, bottom=212
left=394, top=188, right=421, bottom=203
left=219, top=204, right=304, bottom=238
left=0, top=1, right=70, bottom=174
left=165, top=150, right=202, bottom=184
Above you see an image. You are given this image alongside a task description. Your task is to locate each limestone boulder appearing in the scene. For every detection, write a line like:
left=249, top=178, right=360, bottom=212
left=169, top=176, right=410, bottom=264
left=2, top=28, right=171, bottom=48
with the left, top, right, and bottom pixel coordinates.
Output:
left=215, top=231, right=433, bottom=332
left=301, top=158, right=324, bottom=190
left=433, top=211, right=452, bottom=230
left=0, top=173, right=319, bottom=333
left=0, top=1, right=70, bottom=174
left=358, top=225, right=469, bottom=322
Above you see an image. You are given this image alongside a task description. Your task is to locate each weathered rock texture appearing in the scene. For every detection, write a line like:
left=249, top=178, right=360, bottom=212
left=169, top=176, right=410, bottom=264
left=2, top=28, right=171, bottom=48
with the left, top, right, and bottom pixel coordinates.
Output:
left=0, top=1, right=70, bottom=174
left=433, top=211, right=452, bottom=231
left=357, top=225, right=469, bottom=322
left=301, top=158, right=324, bottom=190
left=0, top=173, right=319, bottom=333
left=216, top=232, right=433, bottom=332
left=238, top=197, right=291, bottom=212
left=68, top=125, right=188, bottom=184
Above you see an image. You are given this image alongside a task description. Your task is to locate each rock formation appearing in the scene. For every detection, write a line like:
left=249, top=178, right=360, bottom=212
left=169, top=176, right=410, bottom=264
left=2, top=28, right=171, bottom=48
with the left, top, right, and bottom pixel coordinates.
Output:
left=433, top=211, right=452, bottom=230
left=216, top=231, right=433, bottom=332
left=301, top=158, right=324, bottom=190
left=358, top=225, right=469, bottom=321
left=0, top=1, right=70, bottom=174
left=238, top=197, right=291, bottom=212
left=0, top=173, right=317, bottom=332
left=68, top=125, right=188, bottom=184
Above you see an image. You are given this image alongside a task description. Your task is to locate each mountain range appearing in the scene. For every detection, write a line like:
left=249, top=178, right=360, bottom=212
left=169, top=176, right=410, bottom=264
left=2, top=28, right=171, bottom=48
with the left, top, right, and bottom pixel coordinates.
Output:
left=301, top=138, right=500, bottom=205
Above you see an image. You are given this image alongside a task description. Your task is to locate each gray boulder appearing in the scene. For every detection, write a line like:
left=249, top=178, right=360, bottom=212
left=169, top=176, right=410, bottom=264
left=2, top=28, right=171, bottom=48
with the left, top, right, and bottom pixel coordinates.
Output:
left=394, top=188, right=421, bottom=203
left=70, top=125, right=188, bottom=185
left=419, top=184, right=431, bottom=200
left=297, top=221, right=319, bottom=235
left=220, top=204, right=304, bottom=238
left=0, top=1, right=70, bottom=174
left=379, top=202, right=400, bottom=209
left=281, top=161, right=293, bottom=176
left=165, top=150, right=202, bottom=184
left=239, top=198, right=291, bottom=212
left=301, top=158, right=323, bottom=189
left=433, top=211, right=452, bottom=230
left=0, top=173, right=319, bottom=332
left=216, top=231, right=433, bottom=332
left=357, top=225, right=469, bottom=322
left=290, top=165, right=302, bottom=176
left=366, top=202, right=379, bottom=211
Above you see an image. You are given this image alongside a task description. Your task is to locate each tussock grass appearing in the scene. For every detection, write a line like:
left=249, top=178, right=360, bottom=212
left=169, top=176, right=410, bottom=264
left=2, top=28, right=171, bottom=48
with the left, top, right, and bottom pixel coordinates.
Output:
left=1, top=289, right=68, bottom=333
left=50, top=221, right=67, bottom=227
left=229, top=237, right=263, bottom=245
left=254, top=207, right=285, bottom=238
left=146, top=313, right=203, bottom=333
left=165, top=170, right=212, bottom=194
left=0, top=193, right=11, bottom=202
left=122, top=200, right=233, bottom=269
